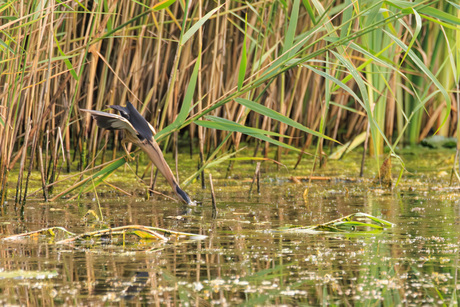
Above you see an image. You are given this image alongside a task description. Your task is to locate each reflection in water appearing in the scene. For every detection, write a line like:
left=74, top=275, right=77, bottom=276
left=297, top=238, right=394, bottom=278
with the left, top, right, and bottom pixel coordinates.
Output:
left=0, top=176, right=459, bottom=305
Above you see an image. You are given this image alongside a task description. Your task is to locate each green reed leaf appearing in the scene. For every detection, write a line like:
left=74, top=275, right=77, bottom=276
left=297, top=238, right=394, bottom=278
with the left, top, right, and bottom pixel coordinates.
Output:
left=235, top=98, right=338, bottom=143
left=237, top=13, right=248, bottom=91
left=53, top=32, right=78, bottom=80
left=155, top=53, right=201, bottom=140
left=283, top=0, right=299, bottom=59
left=203, top=116, right=290, bottom=138
left=181, top=4, right=224, bottom=46
left=385, top=30, right=451, bottom=133
left=195, top=119, right=301, bottom=152
left=152, top=0, right=177, bottom=11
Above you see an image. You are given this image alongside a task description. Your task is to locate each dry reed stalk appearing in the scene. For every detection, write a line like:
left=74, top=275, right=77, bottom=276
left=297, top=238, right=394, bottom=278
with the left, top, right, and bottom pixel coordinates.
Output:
left=196, top=0, right=206, bottom=188
left=38, top=146, right=49, bottom=201
left=1, top=0, right=457, bottom=202
left=249, top=162, right=261, bottom=195
left=330, top=95, right=346, bottom=151
left=209, top=173, right=217, bottom=218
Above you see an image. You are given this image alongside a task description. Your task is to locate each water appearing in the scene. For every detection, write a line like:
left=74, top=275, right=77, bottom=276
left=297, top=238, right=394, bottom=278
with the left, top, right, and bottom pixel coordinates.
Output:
left=1, top=149, right=459, bottom=305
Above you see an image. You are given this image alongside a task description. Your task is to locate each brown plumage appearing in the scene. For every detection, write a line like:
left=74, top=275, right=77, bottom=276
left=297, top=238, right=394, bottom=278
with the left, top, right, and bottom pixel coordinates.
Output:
left=80, top=102, right=193, bottom=205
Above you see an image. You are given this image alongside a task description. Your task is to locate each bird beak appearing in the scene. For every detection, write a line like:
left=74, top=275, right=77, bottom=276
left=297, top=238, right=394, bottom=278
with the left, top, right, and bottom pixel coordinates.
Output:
left=175, top=185, right=193, bottom=205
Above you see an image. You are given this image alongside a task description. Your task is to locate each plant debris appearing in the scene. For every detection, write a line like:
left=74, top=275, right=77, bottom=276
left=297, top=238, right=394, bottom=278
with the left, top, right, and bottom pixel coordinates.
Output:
left=277, top=212, right=394, bottom=233
left=3, top=225, right=207, bottom=249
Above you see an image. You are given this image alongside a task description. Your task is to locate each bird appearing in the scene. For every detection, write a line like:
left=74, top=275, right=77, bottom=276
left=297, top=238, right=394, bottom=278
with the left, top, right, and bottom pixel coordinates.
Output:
left=80, top=102, right=193, bottom=205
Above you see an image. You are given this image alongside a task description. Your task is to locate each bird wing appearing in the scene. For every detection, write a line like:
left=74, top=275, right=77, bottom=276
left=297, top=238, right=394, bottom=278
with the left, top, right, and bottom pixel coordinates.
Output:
left=80, top=109, right=138, bottom=138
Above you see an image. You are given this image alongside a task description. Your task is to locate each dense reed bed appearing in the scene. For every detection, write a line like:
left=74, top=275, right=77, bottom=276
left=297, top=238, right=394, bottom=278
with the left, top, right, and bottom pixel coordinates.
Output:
left=1, top=0, right=459, bottom=205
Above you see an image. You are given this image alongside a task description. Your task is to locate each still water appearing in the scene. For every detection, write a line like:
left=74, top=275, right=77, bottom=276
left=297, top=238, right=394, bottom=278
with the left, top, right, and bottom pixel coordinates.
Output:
left=1, top=149, right=459, bottom=305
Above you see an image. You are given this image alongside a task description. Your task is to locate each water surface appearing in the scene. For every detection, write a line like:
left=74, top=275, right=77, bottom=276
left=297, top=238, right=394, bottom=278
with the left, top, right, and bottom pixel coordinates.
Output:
left=1, top=149, right=459, bottom=305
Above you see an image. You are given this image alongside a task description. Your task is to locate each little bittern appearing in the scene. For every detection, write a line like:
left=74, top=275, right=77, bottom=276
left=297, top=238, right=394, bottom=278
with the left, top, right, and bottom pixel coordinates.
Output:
left=81, top=102, right=193, bottom=205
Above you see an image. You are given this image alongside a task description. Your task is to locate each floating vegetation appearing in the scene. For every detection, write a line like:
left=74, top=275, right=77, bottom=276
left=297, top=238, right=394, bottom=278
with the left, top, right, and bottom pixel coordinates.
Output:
left=3, top=225, right=206, bottom=249
left=2, top=227, right=76, bottom=242
left=278, top=213, right=394, bottom=233
left=0, top=270, right=58, bottom=280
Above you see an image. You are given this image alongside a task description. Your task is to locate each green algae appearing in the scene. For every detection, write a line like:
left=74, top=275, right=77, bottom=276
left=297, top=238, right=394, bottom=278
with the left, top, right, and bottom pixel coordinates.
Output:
left=3, top=145, right=457, bottom=205
left=1, top=146, right=460, bottom=305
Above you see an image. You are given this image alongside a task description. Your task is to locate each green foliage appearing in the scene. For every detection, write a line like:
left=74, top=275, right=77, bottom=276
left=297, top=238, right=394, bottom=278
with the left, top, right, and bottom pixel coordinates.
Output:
left=280, top=212, right=394, bottom=233
left=1, top=0, right=459, bottom=201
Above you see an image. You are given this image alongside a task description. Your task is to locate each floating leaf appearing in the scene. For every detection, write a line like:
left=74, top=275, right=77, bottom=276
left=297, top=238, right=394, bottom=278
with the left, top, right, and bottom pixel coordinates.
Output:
left=0, top=270, right=58, bottom=280
left=278, top=212, right=394, bottom=233
left=3, top=227, right=75, bottom=241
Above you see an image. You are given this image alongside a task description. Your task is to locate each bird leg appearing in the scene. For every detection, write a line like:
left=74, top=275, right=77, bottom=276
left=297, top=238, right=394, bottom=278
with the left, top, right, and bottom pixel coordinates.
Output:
left=122, top=141, right=135, bottom=161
